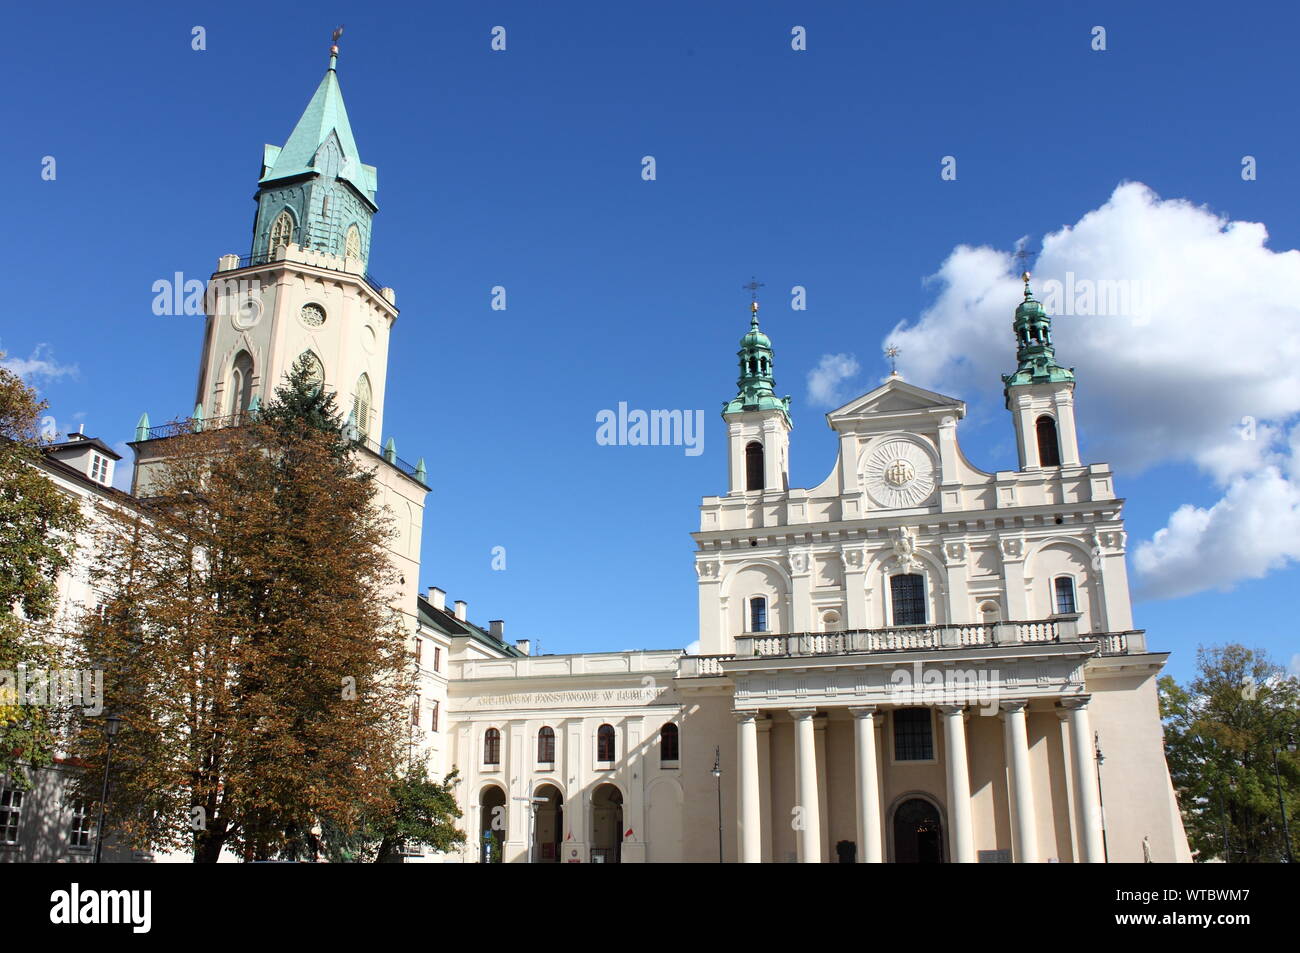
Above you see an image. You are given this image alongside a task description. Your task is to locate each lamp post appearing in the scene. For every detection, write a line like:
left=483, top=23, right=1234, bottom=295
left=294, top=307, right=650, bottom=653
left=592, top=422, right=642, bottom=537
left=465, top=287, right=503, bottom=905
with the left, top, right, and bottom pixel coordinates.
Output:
left=1094, top=730, right=1109, bottom=863
left=1268, top=729, right=1297, bottom=863
left=513, top=794, right=549, bottom=864
left=712, top=746, right=723, bottom=864
left=94, top=714, right=122, bottom=864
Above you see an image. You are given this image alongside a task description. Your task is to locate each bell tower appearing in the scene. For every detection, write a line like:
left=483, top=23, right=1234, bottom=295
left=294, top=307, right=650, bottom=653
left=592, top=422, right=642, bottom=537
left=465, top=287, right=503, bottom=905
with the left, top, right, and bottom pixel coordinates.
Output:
left=722, top=298, right=792, bottom=495
left=194, top=36, right=396, bottom=445
left=1002, top=272, right=1080, bottom=469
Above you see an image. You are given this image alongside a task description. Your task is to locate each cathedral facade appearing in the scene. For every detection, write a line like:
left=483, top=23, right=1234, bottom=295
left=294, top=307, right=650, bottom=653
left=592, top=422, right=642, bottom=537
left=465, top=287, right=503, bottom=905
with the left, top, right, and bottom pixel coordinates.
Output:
left=6, top=45, right=1190, bottom=864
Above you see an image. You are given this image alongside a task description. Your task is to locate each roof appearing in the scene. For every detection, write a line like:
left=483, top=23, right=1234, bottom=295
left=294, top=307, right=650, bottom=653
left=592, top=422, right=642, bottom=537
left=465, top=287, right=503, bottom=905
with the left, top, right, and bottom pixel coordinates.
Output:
left=42, top=435, right=121, bottom=460
left=259, top=64, right=378, bottom=202
left=416, top=594, right=522, bottom=657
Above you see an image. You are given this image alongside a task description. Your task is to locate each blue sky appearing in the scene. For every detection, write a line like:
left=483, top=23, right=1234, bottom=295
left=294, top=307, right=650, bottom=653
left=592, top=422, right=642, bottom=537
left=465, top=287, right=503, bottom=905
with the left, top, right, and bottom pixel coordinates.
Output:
left=4, top=1, right=1298, bottom=682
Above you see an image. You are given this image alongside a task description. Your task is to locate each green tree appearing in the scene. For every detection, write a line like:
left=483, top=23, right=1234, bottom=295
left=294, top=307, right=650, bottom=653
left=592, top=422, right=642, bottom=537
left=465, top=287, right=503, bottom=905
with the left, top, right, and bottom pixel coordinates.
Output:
left=1160, top=644, right=1300, bottom=862
left=0, top=358, right=85, bottom=782
left=70, top=356, right=411, bottom=860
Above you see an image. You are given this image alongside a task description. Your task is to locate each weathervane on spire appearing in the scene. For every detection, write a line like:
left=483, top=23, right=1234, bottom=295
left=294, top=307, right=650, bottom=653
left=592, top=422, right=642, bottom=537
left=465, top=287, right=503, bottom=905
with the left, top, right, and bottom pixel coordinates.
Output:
left=329, top=25, right=344, bottom=68
left=1014, top=247, right=1034, bottom=296
left=742, top=277, right=765, bottom=320
left=885, top=344, right=901, bottom=376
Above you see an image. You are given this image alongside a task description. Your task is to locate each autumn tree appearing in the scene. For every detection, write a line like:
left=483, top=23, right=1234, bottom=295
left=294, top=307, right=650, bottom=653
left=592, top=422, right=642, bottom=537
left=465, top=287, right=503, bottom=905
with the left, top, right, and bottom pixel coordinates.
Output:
left=70, top=356, right=412, bottom=861
left=1160, top=644, right=1300, bottom=862
left=0, top=357, right=85, bottom=782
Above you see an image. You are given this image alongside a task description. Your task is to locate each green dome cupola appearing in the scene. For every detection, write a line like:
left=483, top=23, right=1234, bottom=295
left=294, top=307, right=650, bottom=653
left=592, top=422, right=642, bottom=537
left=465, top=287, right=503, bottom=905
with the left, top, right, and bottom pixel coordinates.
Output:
left=723, top=300, right=791, bottom=425
left=1002, top=271, right=1074, bottom=407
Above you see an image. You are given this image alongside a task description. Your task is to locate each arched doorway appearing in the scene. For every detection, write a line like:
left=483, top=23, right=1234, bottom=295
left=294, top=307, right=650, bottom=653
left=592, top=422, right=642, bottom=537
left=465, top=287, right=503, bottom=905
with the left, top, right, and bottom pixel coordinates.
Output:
left=892, top=797, right=944, bottom=863
left=532, top=784, right=563, bottom=863
left=479, top=786, right=506, bottom=864
left=590, top=783, right=623, bottom=864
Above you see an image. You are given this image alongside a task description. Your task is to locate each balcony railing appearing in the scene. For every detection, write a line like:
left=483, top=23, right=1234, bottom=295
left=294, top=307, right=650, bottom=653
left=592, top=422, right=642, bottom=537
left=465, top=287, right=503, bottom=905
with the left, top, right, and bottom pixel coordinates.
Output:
left=135, top=413, right=427, bottom=485
left=224, top=251, right=387, bottom=296
left=673, top=620, right=1147, bottom=676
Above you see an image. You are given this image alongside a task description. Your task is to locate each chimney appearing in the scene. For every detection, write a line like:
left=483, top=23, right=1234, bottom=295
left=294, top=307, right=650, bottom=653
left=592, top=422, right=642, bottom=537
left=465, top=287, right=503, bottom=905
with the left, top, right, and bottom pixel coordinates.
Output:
left=515, top=639, right=531, bottom=656
left=427, top=587, right=446, bottom=611
left=489, top=620, right=504, bottom=639
left=453, top=600, right=467, bottom=622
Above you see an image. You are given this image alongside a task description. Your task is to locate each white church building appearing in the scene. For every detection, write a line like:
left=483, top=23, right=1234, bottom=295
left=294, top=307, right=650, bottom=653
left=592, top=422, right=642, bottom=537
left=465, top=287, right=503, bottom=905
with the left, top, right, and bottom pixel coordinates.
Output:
left=6, top=43, right=1191, bottom=864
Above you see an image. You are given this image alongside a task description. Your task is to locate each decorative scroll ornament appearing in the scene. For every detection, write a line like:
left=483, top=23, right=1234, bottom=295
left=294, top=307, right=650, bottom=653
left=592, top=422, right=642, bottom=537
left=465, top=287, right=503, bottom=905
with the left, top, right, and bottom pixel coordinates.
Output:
left=863, top=439, right=936, bottom=509
left=890, top=527, right=921, bottom=572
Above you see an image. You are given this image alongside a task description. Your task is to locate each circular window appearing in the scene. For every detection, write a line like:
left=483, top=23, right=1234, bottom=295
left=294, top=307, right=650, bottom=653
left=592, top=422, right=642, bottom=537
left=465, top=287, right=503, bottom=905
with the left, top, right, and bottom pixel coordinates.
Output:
left=300, top=303, right=326, bottom=328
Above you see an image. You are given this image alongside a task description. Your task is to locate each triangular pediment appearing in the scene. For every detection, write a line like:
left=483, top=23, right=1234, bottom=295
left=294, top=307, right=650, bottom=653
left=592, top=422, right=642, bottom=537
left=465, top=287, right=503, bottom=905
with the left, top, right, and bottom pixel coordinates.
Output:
left=827, top=376, right=965, bottom=423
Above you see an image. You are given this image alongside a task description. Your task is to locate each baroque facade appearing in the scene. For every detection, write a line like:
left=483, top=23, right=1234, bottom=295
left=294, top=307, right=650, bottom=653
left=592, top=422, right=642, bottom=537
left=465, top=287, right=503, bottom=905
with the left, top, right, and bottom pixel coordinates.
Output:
left=4, top=44, right=1191, bottom=864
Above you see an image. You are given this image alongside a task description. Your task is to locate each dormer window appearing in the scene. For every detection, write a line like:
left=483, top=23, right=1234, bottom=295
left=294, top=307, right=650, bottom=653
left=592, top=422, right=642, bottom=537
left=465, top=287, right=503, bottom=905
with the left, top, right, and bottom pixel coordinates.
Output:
left=89, top=453, right=110, bottom=485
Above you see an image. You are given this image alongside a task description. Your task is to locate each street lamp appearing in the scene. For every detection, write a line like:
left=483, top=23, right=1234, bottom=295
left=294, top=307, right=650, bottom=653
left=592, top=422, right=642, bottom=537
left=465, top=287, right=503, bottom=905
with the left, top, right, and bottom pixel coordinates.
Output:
left=712, top=746, right=723, bottom=864
left=1269, top=728, right=1297, bottom=863
left=94, top=714, right=122, bottom=864
left=1094, top=731, right=1109, bottom=863
left=513, top=794, right=549, bottom=864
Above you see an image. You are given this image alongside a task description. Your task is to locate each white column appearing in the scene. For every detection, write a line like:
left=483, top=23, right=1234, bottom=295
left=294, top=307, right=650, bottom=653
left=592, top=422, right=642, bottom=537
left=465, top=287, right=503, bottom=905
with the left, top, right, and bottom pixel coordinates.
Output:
left=939, top=705, right=976, bottom=863
left=1002, top=700, right=1039, bottom=863
left=790, top=708, right=822, bottom=863
left=850, top=707, right=882, bottom=863
left=757, top=719, right=773, bottom=862
left=736, top=710, right=761, bottom=863
left=1063, top=696, right=1105, bottom=862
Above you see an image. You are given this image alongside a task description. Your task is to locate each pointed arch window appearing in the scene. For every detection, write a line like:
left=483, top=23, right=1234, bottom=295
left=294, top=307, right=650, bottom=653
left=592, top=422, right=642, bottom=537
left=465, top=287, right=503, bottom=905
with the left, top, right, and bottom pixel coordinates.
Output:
left=660, top=723, right=680, bottom=763
left=749, top=596, right=768, bottom=633
left=483, top=727, right=501, bottom=765
left=299, top=351, right=325, bottom=395
left=268, top=209, right=295, bottom=256
left=745, top=441, right=765, bottom=491
left=1036, top=415, right=1061, bottom=467
left=537, top=726, right=556, bottom=764
left=1054, top=576, right=1077, bottom=615
left=890, top=573, right=926, bottom=626
left=344, top=224, right=362, bottom=260
left=228, top=351, right=254, bottom=417
left=596, top=724, right=616, bottom=762
left=352, top=374, right=373, bottom=440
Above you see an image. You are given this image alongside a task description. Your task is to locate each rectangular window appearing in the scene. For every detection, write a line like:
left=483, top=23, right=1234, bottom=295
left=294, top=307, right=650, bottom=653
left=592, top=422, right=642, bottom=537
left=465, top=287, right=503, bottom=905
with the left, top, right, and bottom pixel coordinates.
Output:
left=0, top=789, right=23, bottom=845
left=430, top=701, right=439, bottom=733
left=750, top=597, right=767, bottom=633
left=1054, top=577, right=1077, bottom=615
left=69, top=799, right=93, bottom=850
left=893, top=708, right=934, bottom=761
left=90, top=454, right=106, bottom=483
left=890, top=574, right=926, bottom=626
left=411, top=697, right=421, bottom=728
left=433, top=647, right=441, bottom=672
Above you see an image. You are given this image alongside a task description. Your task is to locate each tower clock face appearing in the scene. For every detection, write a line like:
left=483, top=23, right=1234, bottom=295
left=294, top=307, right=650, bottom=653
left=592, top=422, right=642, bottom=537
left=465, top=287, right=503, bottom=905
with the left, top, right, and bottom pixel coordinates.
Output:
left=862, top=439, right=936, bottom=509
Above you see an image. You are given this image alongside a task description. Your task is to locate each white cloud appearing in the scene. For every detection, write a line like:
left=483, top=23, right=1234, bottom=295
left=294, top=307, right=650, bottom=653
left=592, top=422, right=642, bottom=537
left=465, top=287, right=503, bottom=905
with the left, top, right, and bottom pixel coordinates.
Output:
left=1290, top=654, right=1300, bottom=677
left=888, top=182, right=1300, bottom=602
left=806, top=353, right=861, bottom=408
left=0, top=344, right=78, bottom=383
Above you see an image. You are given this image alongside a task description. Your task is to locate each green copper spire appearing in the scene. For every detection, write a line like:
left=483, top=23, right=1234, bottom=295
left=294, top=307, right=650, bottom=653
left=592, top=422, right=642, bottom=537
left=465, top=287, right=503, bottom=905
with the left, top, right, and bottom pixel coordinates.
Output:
left=722, top=301, right=792, bottom=425
left=250, top=34, right=378, bottom=266
left=1002, top=271, right=1074, bottom=407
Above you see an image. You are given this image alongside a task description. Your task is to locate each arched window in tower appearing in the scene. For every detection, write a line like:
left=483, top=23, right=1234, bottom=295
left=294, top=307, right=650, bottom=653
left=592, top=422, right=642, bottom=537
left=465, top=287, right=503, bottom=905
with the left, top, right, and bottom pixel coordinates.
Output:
left=1053, top=576, right=1077, bottom=615
left=1036, top=414, right=1062, bottom=467
left=890, top=573, right=926, bottom=626
left=749, top=596, right=768, bottom=633
left=352, top=374, right=373, bottom=440
left=483, top=727, right=501, bottom=765
left=745, top=441, right=765, bottom=491
left=228, top=351, right=254, bottom=417
left=537, top=726, right=555, bottom=764
left=596, top=724, right=616, bottom=762
left=659, top=723, right=680, bottom=763
left=344, top=224, right=362, bottom=260
left=299, top=351, right=325, bottom=395
left=268, top=209, right=295, bottom=256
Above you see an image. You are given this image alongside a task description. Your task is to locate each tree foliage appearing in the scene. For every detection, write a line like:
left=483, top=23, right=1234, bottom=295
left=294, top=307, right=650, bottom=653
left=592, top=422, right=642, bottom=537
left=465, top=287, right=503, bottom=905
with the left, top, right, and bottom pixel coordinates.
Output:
left=0, top=357, right=85, bottom=781
left=70, top=357, right=412, bottom=860
left=1160, top=644, right=1300, bottom=862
